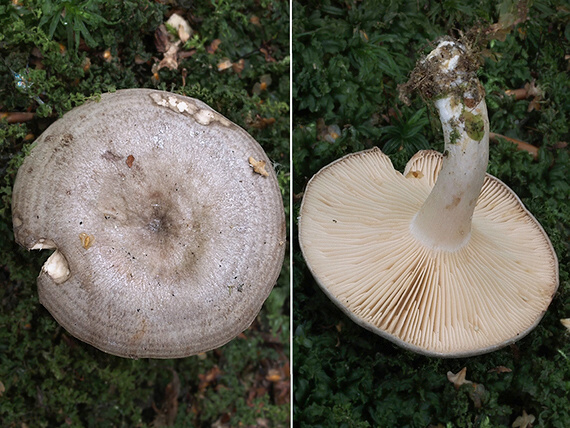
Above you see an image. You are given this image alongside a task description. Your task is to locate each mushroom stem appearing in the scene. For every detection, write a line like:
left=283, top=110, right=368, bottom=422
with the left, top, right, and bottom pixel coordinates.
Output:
left=409, top=40, right=489, bottom=251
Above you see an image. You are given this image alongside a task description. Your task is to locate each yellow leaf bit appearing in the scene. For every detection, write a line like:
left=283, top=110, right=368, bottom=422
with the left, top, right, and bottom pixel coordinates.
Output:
left=248, top=156, right=269, bottom=177
left=79, top=233, right=94, bottom=249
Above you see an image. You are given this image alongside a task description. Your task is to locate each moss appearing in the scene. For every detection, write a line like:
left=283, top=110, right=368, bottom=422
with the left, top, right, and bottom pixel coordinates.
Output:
left=448, top=127, right=462, bottom=146
left=462, top=110, right=485, bottom=142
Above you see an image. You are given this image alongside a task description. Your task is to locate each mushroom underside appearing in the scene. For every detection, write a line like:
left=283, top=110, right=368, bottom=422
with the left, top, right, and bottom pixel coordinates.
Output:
left=299, top=148, right=558, bottom=357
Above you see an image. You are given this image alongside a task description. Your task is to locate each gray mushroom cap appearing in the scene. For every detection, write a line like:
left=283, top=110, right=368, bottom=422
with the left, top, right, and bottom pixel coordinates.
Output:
left=12, top=89, right=286, bottom=359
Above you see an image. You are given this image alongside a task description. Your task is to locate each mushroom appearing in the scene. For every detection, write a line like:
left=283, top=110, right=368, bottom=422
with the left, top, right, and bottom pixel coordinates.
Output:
left=12, top=89, right=286, bottom=358
left=298, top=38, right=558, bottom=357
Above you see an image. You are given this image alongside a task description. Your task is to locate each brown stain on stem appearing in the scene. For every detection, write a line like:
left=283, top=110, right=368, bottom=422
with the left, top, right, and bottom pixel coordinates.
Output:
left=446, top=196, right=462, bottom=210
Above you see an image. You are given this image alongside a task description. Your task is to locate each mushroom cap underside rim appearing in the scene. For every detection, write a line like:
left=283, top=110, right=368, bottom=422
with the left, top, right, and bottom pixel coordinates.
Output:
left=299, top=147, right=559, bottom=357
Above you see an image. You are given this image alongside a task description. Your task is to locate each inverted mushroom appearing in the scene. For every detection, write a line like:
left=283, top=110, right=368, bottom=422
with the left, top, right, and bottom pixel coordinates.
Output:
left=12, top=88, right=286, bottom=359
left=298, top=38, right=558, bottom=357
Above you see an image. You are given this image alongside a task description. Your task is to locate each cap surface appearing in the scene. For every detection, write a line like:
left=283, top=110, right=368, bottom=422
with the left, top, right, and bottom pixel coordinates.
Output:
left=12, top=89, right=286, bottom=358
left=299, top=147, right=558, bottom=357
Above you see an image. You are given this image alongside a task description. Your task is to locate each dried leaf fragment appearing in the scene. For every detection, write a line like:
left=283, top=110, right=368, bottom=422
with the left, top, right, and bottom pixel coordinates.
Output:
left=266, top=368, right=282, bottom=382
left=252, top=74, right=272, bottom=94
left=154, top=24, right=171, bottom=53
left=207, top=39, right=222, bottom=54
left=153, top=20, right=188, bottom=72
left=198, top=365, right=221, bottom=392
left=217, top=58, right=233, bottom=72
left=82, top=57, right=91, bottom=72
left=166, top=13, right=193, bottom=43
left=317, top=118, right=341, bottom=143
left=248, top=157, right=269, bottom=177
left=158, top=42, right=181, bottom=71
left=177, top=26, right=191, bottom=44
left=232, top=59, right=245, bottom=74
left=447, top=367, right=472, bottom=389
left=448, top=368, right=486, bottom=408
left=259, top=47, right=276, bottom=63
left=512, top=410, right=535, bottom=428
left=468, top=383, right=486, bottom=409
left=250, top=116, right=276, bottom=129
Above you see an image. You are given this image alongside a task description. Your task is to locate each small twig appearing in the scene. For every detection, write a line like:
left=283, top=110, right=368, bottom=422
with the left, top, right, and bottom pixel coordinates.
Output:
left=0, top=112, right=35, bottom=123
left=504, top=88, right=529, bottom=101
left=489, top=132, right=538, bottom=159
left=504, top=81, right=543, bottom=103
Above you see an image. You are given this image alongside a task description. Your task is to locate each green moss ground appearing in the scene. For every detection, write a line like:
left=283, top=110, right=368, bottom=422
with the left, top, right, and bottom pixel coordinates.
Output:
left=293, top=1, right=570, bottom=427
left=0, top=1, right=290, bottom=426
